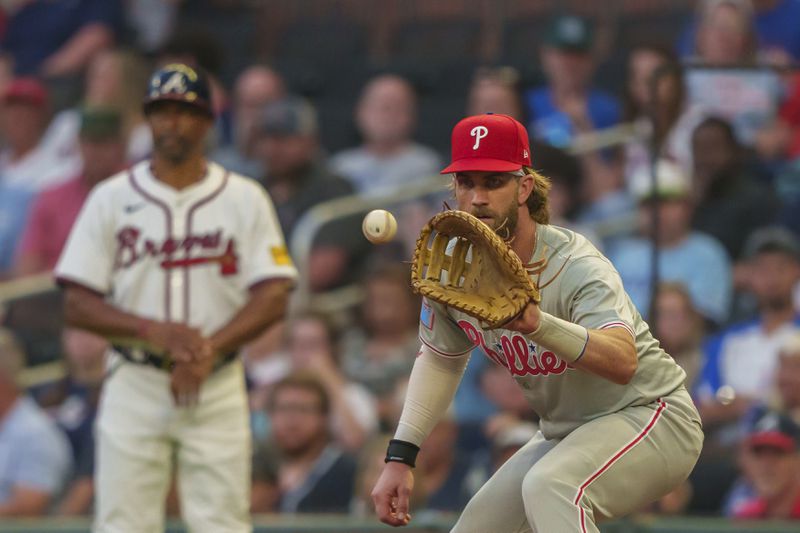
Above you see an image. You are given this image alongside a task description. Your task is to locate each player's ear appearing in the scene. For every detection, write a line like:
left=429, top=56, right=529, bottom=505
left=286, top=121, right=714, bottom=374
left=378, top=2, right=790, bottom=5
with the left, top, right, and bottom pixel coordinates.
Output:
left=517, top=172, right=535, bottom=205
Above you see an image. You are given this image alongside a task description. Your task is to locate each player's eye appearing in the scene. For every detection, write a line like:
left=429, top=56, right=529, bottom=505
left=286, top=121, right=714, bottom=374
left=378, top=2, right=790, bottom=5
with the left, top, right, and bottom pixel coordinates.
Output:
left=455, top=177, right=473, bottom=189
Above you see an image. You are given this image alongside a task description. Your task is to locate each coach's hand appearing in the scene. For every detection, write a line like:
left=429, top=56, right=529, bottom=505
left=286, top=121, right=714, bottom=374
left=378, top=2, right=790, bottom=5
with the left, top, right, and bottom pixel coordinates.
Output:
left=170, top=344, right=215, bottom=407
left=141, top=321, right=212, bottom=363
left=372, top=462, right=414, bottom=527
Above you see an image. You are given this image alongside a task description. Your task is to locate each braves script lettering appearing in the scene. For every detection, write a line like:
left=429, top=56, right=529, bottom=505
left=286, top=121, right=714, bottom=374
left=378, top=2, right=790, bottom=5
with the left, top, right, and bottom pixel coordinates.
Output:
left=458, top=320, right=569, bottom=377
left=114, top=226, right=239, bottom=275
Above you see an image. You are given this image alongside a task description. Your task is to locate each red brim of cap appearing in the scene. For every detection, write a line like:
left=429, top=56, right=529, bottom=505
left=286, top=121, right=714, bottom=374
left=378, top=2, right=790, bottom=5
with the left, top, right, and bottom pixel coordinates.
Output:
left=748, top=433, right=796, bottom=451
left=441, top=158, right=523, bottom=174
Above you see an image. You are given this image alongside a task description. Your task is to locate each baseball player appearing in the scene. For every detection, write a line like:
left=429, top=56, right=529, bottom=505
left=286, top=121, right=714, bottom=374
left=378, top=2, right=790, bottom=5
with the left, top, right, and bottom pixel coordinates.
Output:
left=55, top=63, right=297, bottom=532
left=371, top=113, right=704, bottom=532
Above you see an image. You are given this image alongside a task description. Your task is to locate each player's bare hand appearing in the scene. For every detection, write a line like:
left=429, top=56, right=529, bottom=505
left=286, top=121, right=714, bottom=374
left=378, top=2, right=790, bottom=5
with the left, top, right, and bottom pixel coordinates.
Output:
left=504, top=300, right=541, bottom=334
left=170, top=352, right=215, bottom=407
left=371, top=461, right=414, bottom=527
left=141, top=321, right=211, bottom=362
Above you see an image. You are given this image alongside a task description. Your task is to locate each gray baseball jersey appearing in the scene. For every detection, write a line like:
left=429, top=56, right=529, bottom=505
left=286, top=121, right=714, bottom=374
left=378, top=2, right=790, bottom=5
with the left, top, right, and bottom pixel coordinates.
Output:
left=419, top=223, right=687, bottom=439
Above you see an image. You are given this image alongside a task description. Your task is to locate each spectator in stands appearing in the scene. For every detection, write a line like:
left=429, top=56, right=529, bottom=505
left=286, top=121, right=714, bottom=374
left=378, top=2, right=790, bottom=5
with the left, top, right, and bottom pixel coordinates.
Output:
left=0, top=77, right=79, bottom=192
left=690, top=116, right=778, bottom=260
left=0, top=0, right=122, bottom=78
left=38, top=328, right=107, bottom=516
left=489, top=421, right=539, bottom=473
left=0, top=78, right=79, bottom=276
left=340, top=264, right=420, bottom=428
left=525, top=14, right=620, bottom=150
left=213, top=65, right=286, bottom=178
left=413, top=411, right=473, bottom=513
left=732, top=407, right=800, bottom=520
left=654, top=282, right=707, bottom=393
left=684, top=0, right=784, bottom=146
left=609, top=159, right=732, bottom=325
left=479, top=360, right=540, bottom=442
left=0, top=328, right=72, bottom=516
left=678, top=0, right=800, bottom=61
left=698, top=227, right=800, bottom=436
left=773, top=332, right=800, bottom=423
left=74, top=49, right=152, bottom=162
left=264, top=372, right=357, bottom=513
left=330, top=74, right=441, bottom=196
left=622, top=43, right=707, bottom=186
left=248, top=311, right=378, bottom=453
left=467, top=66, right=526, bottom=122
left=253, top=96, right=365, bottom=291
left=15, top=108, right=125, bottom=276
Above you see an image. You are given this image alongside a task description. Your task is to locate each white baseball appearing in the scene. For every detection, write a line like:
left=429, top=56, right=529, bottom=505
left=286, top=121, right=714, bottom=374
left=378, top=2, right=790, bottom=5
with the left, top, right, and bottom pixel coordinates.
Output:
left=362, top=209, right=398, bottom=244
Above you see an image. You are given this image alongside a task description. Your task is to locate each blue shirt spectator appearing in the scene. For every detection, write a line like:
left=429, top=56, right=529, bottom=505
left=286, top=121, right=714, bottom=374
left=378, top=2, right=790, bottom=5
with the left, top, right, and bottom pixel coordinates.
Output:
left=608, top=160, right=733, bottom=325
left=611, top=232, right=732, bottom=325
left=1, top=0, right=123, bottom=76
left=0, top=184, right=34, bottom=274
left=0, top=397, right=72, bottom=507
left=524, top=14, right=621, bottom=149
left=697, top=317, right=800, bottom=404
left=525, top=88, right=620, bottom=149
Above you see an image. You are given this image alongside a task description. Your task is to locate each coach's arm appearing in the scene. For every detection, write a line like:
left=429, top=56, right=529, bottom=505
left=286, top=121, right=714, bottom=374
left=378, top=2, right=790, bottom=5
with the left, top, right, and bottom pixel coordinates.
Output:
left=61, top=282, right=209, bottom=362
left=207, top=278, right=293, bottom=356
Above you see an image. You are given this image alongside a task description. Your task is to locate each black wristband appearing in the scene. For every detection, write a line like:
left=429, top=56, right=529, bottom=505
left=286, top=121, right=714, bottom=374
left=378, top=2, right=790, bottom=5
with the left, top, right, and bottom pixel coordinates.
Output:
left=385, top=439, right=420, bottom=468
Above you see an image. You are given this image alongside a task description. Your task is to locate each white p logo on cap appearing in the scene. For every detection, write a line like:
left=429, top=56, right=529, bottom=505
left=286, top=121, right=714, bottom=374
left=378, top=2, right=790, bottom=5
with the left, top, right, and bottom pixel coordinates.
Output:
left=470, top=126, right=488, bottom=150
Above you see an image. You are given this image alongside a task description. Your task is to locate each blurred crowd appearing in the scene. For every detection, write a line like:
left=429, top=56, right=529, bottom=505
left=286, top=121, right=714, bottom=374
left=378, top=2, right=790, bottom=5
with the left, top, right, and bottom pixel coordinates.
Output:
left=1, top=0, right=800, bottom=523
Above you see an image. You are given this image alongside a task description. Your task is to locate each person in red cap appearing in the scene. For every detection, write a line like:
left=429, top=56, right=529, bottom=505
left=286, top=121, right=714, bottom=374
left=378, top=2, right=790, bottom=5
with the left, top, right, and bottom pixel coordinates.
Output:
left=733, top=407, right=800, bottom=520
left=372, top=113, right=704, bottom=532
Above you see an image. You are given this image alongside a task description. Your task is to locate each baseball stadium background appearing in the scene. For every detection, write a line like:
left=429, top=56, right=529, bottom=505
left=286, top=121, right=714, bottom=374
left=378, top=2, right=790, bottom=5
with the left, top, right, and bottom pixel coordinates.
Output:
left=1, top=0, right=800, bottom=531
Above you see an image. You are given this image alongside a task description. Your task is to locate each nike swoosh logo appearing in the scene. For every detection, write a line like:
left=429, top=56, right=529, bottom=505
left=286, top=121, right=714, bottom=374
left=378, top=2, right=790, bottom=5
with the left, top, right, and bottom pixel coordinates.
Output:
left=124, top=203, right=146, bottom=214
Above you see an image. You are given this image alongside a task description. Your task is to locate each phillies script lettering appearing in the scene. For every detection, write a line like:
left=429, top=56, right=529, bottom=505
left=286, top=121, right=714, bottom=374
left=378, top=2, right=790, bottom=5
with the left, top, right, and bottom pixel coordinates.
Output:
left=114, top=226, right=239, bottom=275
left=457, top=320, right=570, bottom=377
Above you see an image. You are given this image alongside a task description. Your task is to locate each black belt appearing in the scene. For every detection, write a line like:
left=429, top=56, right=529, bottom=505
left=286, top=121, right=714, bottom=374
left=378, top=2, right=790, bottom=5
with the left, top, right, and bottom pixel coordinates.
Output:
left=112, top=345, right=238, bottom=372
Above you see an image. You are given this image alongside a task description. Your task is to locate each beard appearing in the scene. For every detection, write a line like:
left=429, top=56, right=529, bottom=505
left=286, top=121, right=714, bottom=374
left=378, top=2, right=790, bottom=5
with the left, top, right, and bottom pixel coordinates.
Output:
left=472, top=199, right=519, bottom=239
left=153, top=133, right=194, bottom=164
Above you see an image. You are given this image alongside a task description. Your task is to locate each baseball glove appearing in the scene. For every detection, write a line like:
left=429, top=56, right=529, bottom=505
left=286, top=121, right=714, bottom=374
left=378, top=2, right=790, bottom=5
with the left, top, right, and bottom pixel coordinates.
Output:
left=410, top=210, right=541, bottom=329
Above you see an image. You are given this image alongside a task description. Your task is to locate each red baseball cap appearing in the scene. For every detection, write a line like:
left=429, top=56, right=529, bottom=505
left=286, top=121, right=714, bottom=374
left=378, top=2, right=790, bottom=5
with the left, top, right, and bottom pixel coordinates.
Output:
left=2, top=77, right=48, bottom=107
left=441, top=113, right=532, bottom=174
left=745, top=408, right=799, bottom=453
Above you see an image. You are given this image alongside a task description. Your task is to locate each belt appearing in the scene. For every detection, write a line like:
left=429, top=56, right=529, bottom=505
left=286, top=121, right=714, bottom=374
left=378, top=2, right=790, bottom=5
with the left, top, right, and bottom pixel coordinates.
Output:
left=112, top=345, right=238, bottom=372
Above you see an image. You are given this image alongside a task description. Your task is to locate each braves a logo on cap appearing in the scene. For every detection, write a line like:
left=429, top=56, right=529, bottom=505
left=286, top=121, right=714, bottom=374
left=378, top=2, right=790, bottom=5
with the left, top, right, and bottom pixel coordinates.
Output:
left=160, top=73, right=188, bottom=95
left=149, top=64, right=200, bottom=100
left=470, top=126, right=488, bottom=149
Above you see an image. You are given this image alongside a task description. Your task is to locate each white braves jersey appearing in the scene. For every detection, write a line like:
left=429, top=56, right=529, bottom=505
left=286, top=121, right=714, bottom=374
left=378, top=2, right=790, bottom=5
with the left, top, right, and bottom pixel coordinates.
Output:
left=420, top=223, right=687, bottom=439
left=55, top=160, right=298, bottom=335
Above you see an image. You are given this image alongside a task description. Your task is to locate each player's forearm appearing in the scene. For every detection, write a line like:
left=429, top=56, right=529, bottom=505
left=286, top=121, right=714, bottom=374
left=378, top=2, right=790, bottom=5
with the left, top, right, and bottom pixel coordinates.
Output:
left=571, top=327, right=638, bottom=385
left=394, top=345, right=470, bottom=446
left=516, top=306, right=637, bottom=384
left=63, top=285, right=148, bottom=340
left=209, top=278, right=292, bottom=356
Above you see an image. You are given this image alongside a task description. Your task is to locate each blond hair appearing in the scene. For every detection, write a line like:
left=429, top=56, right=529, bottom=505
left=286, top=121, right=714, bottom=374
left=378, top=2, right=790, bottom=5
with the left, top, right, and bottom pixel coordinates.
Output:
left=523, top=166, right=551, bottom=224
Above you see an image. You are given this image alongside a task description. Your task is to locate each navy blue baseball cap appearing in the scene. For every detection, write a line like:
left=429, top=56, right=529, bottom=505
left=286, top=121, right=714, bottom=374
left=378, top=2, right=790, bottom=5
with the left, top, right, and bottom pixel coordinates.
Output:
left=744, top=407, right=800, bottom=452
left=142, top=63, right=213, bottom=118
